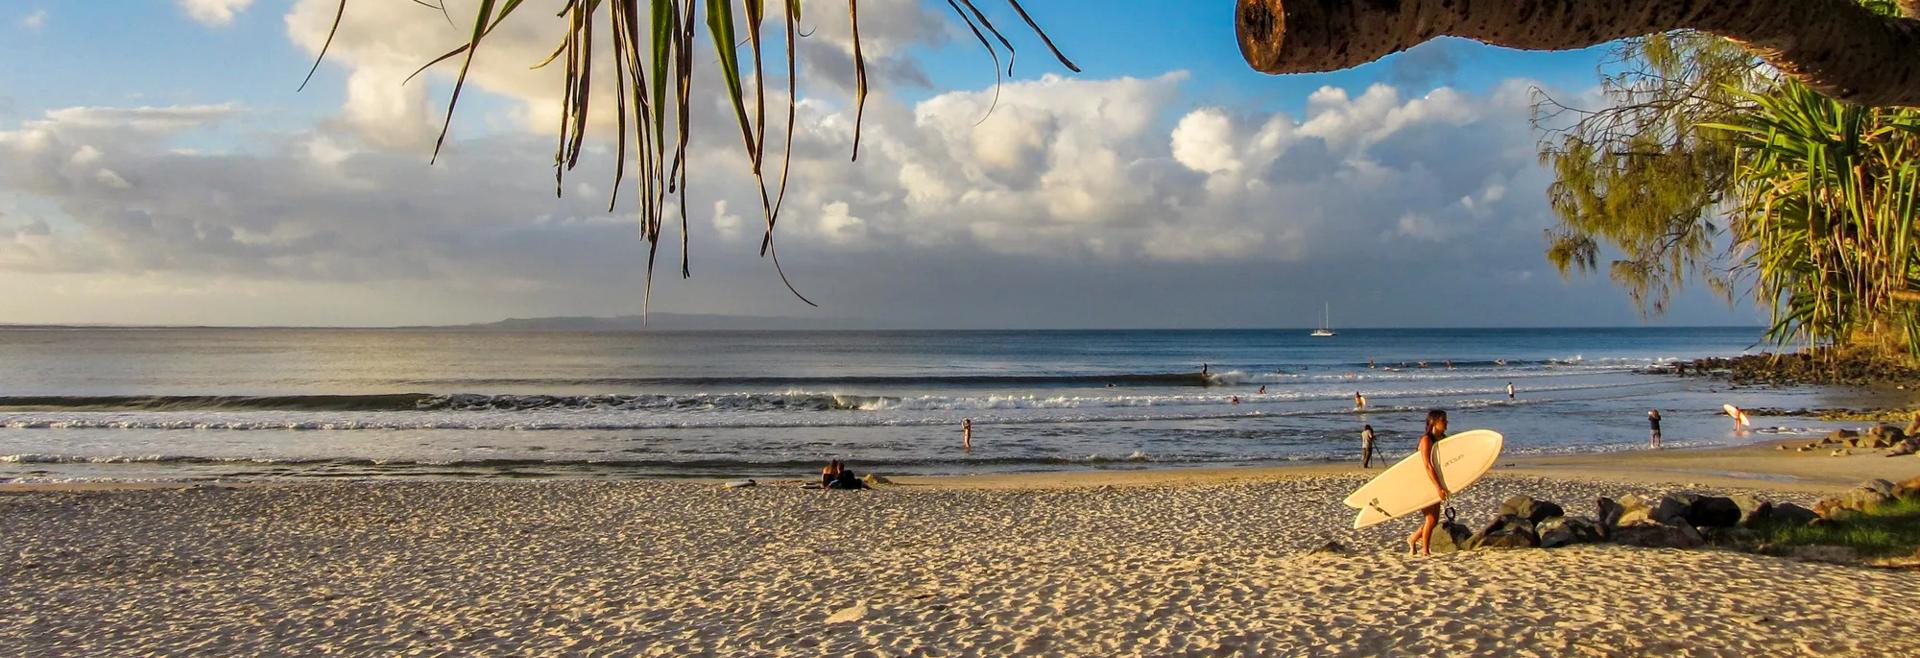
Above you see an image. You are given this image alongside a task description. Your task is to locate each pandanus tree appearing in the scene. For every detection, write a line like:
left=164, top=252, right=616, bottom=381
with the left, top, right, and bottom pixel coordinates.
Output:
left=1520, top=1, right=1920, bottom=360
left=313, top=1, right=1920, bottom=321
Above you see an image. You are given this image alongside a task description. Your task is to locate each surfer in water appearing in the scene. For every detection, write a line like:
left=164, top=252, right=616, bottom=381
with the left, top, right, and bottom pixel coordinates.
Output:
left=1360, top=424, right=1376, bottom=468
left=1648, top=409, right=1663, bottom=449
left=1411, top=410, right=1450, bottom=556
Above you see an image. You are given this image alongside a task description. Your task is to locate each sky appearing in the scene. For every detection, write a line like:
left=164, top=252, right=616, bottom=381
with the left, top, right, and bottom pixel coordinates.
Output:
left=0, top=0, right=1760, bottom=329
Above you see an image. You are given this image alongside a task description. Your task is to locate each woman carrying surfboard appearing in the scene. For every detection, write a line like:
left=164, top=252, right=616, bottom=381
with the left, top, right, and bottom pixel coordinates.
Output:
left=1411, top=410, right=1450, bottom=556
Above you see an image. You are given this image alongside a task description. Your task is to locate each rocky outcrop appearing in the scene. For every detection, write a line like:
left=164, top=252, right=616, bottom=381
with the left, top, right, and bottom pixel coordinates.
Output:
left=1729, top=494, right=1772, bottom=527
left=1427, top=520, right=1474, bottom=554
left=1611, top=521, right=1707, bottom=549
left=1537, top=516, right=1604, bottom=548
left=1465, top=515, right=1540, bottom=550
left=1499, top=495, right=1565, bottom=525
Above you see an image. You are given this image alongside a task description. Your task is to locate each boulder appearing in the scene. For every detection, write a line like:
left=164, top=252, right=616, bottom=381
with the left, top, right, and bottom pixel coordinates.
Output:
left=1816, top=486, right=1895, bottom=518
left=1889, top=439, right=1919, bottom=457
left=1770, top=503, right=1819, bottom=526
left=1894, top=475, right=1920, bottom=501
left=1499, top=495, right=1565, bottom=525
left=1905, top=413, right=1920, bottom=438
left=1427, top=521, right=1474, bottom=554
left=1466, top=515, right=1540, bottom=550
left=1677, top=494, right=1744, bottom=528
left=1869, top=425, right=1906, bottom=443
left=1651, top=495, right=1691, bottom=526
left=1538, top=516, right=1604, bottom=548
left=1828, top=429, right=1859, bottom=442
left=1604, top=494, right=1655, bottom=527
left=1728, top=494, right=1773, bottom=527
left=1862, top=479, right=1896, bottom=496
left=1611, top=521, right=1706, bottom=549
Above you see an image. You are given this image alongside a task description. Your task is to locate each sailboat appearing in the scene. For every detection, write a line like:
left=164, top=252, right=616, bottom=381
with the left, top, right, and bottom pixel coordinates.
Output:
left=1311, top=303, right=1337, bottom=337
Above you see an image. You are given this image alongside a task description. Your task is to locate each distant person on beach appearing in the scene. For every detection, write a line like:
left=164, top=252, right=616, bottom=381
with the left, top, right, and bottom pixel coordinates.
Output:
left=1648, top=409, right=1663, bottom=449
left=1368, top=357, right=1375, bottom=369
left=1506, top=382, right=1516, bottom=400
left=1360, top=424, right=1376, bottom=468
left=1201, top=363, right=1209, bottom=377
left=963, top=419, right=973, bottom=450
left=1728, top=405, right=1750, bottom=432
left=1445, top=360, right=1454, bottom=370
left=820, top=460, right=866, bottom=490
left=1257, top=385, right=1266, bottom=395
left=1411, top=410, right=1450, bottom=556
left=1354, top=391, right=1367, bottom=409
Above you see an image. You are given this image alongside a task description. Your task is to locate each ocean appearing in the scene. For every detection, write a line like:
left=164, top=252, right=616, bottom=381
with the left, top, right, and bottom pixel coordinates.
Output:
left=0, top=326, right=1870, bottom=482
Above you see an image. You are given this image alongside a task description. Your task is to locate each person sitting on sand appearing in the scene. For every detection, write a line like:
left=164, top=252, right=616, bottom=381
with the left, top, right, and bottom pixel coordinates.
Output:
left=820, top=460, right=866, bottom=490
left=1360, top=424, right=1376, bottom=468
left=1411, top=410, right=1450, bottom=556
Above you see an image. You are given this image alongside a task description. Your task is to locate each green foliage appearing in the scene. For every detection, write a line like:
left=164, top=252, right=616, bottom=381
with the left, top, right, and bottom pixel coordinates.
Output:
left=1534, top=32, right=1760, bottom=315
left=1705, top=84, right=1920, bottom=358
left=1747, top=497, right=1920, bottom=557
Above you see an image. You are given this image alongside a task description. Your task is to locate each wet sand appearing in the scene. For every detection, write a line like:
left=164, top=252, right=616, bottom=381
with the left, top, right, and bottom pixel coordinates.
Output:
left=4, top=444, right=1919, bottom=657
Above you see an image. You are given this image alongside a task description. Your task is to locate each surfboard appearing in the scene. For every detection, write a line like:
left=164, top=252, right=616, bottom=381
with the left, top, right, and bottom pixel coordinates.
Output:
left=1723, top=403, right=1750, bottom=427
left=1342, top=429, right=1504, bottom=530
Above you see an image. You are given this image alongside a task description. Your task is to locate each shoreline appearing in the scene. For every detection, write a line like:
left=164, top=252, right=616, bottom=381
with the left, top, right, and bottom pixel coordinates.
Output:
left=8, top=438, right=1916, bottom=496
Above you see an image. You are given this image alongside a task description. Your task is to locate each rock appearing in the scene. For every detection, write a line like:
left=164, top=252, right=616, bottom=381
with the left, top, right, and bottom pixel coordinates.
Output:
left=1611, top=521, right=1706, bottom=549
left=1870, top=425, right=1906, bottom=442
left=1499, top=495, right=1565, bottom=525
left=1608, top=494, right=1655, bottom=527
left=1829, top=429, right=1859, bottom=441
left=1677, top=494, right=1744, bottom=528
left=1831, top=449, right=1850, bottom=457
left=1894, top=476, right=1920, bottom=500
left=1770, top=503, right=1819, bottom=526
left=1651, top=495, right=1691, bottom=526
left=861, top=473, right=891, bottom=486
left=1862, top=479, right=1895, bottom=496
left=1466, top=515, right=1540, bottom=550
left=825, top=604, right=868, bottom=624
left=1844, top=437, right=1867, bottom=449
left=1309, top=541, right=1349, bottom=554
left=1538, top=516, right=1604, bottom=548
left=1427, top=521, right=1474, bottom=554
left=1845, top=487, right=1894, bottom=511
left=1729, top=494, right=1772, bottom=527
left=1889, top=439, right=1919, bottom=457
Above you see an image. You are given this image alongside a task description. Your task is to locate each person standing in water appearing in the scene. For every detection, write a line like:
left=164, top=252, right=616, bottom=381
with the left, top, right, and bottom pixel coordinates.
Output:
left=1360, top=424, right=1377, bottom=468
left=1648, top=409, right=1663, bottom=449
left=1354, top=391, right=1367, bottom=410
left=1506, top=382, right=1516, bottom=401
left=1411, top=410, right=1451, bottom=556
left=962, top=419, right=974, bottom=450
left=1200, top=363, right=1210, bottom=378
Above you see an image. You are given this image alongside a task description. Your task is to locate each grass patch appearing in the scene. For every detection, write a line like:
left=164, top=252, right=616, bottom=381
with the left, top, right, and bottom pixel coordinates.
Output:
left=1747, top=497, right=1920, bottom=557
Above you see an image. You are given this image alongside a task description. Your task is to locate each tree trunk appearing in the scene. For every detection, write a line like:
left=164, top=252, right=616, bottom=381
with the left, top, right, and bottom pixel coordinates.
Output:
left=1236, top=0, right=1920, bottom=107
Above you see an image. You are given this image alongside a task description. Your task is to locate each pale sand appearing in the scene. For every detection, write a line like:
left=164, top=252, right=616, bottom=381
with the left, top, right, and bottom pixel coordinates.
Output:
left=5, top=457, right=1920, bottom=656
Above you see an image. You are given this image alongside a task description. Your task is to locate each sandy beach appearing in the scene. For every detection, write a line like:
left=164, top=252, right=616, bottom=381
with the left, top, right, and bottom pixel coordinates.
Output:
left=5, top=444, right=1919, bottom=657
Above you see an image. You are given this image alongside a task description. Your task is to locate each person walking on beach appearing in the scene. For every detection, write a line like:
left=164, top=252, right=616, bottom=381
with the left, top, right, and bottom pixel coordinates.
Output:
left=1506, top=382, right=1516, bottom=401
left=1411, top=410, right=1450, bottom=556
left=962, top=419, right=973, bottom=451
left=1353, top=391, right=1367, bottom=410
left=1648, top=409, right=1663, bottom=449
left=1360, top=424, right=1377, bottom=468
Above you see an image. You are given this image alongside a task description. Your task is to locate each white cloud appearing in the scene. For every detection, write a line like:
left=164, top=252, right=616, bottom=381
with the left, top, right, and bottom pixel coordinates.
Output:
left=178, top=0, right=254, bottom=27
left=19, top=9, right=46, bottom=31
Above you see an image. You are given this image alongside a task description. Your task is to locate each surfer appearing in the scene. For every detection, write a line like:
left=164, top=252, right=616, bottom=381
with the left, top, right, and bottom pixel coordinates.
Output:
left=1648, top=409, right=1663, bottom=449
left=1411, top=410, right=1450, bottom=556
left=1231, top=396, right=1241, bottom=405
left=963, top=419, right=973, bottom=451
left=1200, top=363, right=1209, bottom=377
left=1257, top=385, right=1267, bottom=395
left=1368, top=357, right=1375, bottom=369
left=1360, top=424, right=1376, bottom=468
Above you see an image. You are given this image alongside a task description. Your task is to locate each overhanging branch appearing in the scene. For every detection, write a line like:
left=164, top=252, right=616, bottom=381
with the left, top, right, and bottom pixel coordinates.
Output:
left=1236, top=0, right=1920, bottom=107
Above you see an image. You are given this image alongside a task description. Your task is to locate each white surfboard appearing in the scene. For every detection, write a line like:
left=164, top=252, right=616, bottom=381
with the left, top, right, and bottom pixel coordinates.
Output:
left=1723, top=403, right=1750, bottom=427
left=1343, top=429, right=1504, bottom=530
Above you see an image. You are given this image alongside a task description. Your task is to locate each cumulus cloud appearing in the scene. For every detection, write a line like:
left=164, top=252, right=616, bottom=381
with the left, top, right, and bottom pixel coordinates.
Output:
left=179, top=0, right=255, bottom=27
left=19, top=9, right=46, bottom=31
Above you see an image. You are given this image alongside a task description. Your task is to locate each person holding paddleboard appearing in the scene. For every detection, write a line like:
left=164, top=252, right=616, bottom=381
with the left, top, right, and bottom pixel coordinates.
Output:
left=1411, top=410, right=1450, bottom=556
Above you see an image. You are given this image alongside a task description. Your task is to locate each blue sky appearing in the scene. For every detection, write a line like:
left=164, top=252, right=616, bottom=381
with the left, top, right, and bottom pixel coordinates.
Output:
left=0, top=1, right=1756, bottom=328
